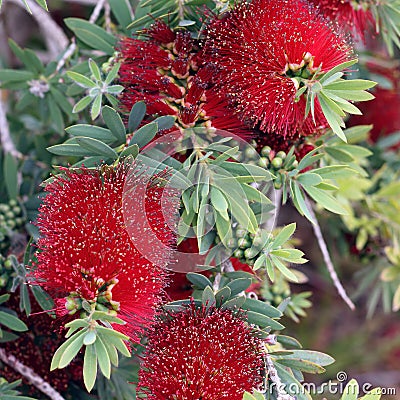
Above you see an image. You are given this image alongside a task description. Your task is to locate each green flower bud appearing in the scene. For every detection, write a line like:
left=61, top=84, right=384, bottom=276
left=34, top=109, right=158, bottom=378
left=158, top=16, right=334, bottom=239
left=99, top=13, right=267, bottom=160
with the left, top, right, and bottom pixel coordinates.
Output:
left=258, top=157, right=269, bottom=168
left=276, top=151, right=287, bottom=160
left=244, top=248, right=259, bottom=259
left=238, top=237, right=251, bottom=249
left=8, top=199, right=17, bottom=207
left=244, top=146, right=258, bottom=160
left=261, top=146, right=271, bottom=157
left=271, top=157, right=283, bottom=169
left=12, top=206, right=21, bottom=215
left=4, top=259, right=12, bottom=270
left=233, top=249, right=244, bottom=259
left=235, top=228, right=248, bottom=238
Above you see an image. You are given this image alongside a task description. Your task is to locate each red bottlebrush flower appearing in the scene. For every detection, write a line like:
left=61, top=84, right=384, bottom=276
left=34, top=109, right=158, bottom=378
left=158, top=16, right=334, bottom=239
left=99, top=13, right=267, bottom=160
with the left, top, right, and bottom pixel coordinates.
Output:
left=309, top=0, right=375, bottom=41
left=31, top=164, right=179, bottom=342
left=117, top=21, right=251, bottom=137
left=203, top=0, right=352, bottom=142
left=350, top=62, right=400, bottom=148
left=137, top=304, right=264, bottom=399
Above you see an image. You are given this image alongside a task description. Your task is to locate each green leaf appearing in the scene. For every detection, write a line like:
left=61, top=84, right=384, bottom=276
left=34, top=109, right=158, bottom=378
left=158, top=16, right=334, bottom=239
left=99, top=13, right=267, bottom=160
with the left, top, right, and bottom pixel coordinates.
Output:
left=0, top=69, right=34, bottom=83
left=273, top=223, right=296, bottom=248
left=0, top=311, right=28, bottom=332
left=65, top=18, right=116, bottom=55
left=129, top=122, right=158, bottom=148
left=49, top=100, right=64, bottom=131
left=246, top=310, right=284, bottom=330
left=67, top=125, right=115, bottom=144
left=59, top=330, right=86, bottom=368
left=47, top=143, right=91, bottom=157
left=89, top=59, right=102, bottom=82
left=303, top=186, right=347, bottom=215
left=104, top=63, right=121, bottom=86
left=220, top=295, right=246, bottom=310
left=4, top=153, right=18, bottom=199
left=210, top=187, right=228, bottom=213
left=325, top=147, right=354, bottom=162
left=270, top=255, right=299, bottom=282
left=109, top=0, right=134, bottom=29
left=186, top=273, right=212, bottom=290
left=50, top=87, right=73, bottom=115
left=83, top=344, right=98, bottom=392
left=128, top=101, right=146, bottom=132
left=318, top=93, right=347, bottom=142
left=341, top=379, right=359, bottom=400
left=102, top=106, right=126, bottom=144
left=51, top=329, right=87, bottom=370
left=0, top=294, right=10, bottom=305
left=273, top=350, right=335, bottom=366
left=274, top=363, right=312, bottom=400
left=66, top=71, right=96, bottom=89
left=83, top=330, right=97, bottom=346
left=291, top=181, right=315, bottom=223
left=215, top=286, right=232, bottom=305
left=75, top=137, right=118, bottom=159
left=153, top=115, right=176, bottom=131
left=95, top=335, right=111, bottom=379
left=296, top=173, right=323, bottom=187
left=202, top=286, right=216, bottom=307
left=276, top=358, right=325, bottom=374
left=120, top=144, right=139, bottom=159
left=324, top=79, right=376, bottom=91
left=34, top=0, right=48, bottom=11
left=319, top=59, right=358, bottom=84
left=90, top=95, right=102, bottom=120
left=242, top=298, right=282, bottom=318
left=226, top=278, right=252, bottom=296
left=72, top=95, right=93, bottom=113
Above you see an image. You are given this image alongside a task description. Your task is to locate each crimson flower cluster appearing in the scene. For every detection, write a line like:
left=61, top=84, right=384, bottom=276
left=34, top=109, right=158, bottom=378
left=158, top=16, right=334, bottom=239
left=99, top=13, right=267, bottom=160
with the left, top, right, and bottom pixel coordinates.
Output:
left=118, top=0, right=353, bottom=152
left=309, top=0, right=375, bottom=41
left=32, top=164, right=179, bottom=342
left=118, top=20, right=250, bottom=136
left=137, top=304, right=264, bottom=399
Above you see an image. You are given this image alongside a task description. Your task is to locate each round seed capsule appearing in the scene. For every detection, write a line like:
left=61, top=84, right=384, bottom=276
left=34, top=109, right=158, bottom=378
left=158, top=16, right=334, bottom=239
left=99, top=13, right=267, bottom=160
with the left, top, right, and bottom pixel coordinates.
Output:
left=233, top=249, right=244, bottom=259
left=271, top=157, right=283, bottom=169
left=276, top=151, right=287, bottom=160
left=261, top=146, right=271, bottom=157
left=238, top=237, right=251, bottom=249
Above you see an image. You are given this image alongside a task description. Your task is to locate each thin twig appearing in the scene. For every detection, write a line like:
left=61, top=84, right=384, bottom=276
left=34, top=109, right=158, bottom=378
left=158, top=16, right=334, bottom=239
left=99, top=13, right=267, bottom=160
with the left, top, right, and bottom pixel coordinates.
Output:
left=265, top=188, right=282, bottom=233
left=56, top=0, right=107, bottom=73
left=305, top=196, right=356, bottom=310
left=265, top=354, right=295, bottom=400
left=6, top=0, right=68, bottom=58
left=212, top=255, right=234, bottom=291
left=89, top=0, right=107, bottom=24
left=0, top=94, right=22, bottom=158
left=0, top=348, right=66, bottom=400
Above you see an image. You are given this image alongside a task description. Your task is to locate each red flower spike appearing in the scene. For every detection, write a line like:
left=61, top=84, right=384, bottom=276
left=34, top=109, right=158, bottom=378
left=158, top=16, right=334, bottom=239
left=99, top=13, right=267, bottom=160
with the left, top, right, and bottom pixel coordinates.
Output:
left=143, top=19, right=176, bottom=45
left=137, top=304, right=264, bottom=399
left=309, top=0, right=375, bottom=41
left=203, top=0, right=352, bottom=140
left=32, top=164, right=179, bottom=342
left=117, top=21, right=252, bottom=137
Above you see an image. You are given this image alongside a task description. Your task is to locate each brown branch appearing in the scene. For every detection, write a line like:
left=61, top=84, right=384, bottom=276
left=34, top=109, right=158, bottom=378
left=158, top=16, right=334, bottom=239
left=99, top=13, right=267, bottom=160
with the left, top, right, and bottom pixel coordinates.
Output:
left=6, top=0, right=68, bottom=58
left=0, top=348, right=66, bottom=400
left=0, top=94, right=22, bottom=158
left=305, top=196, right=356, bottom=310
